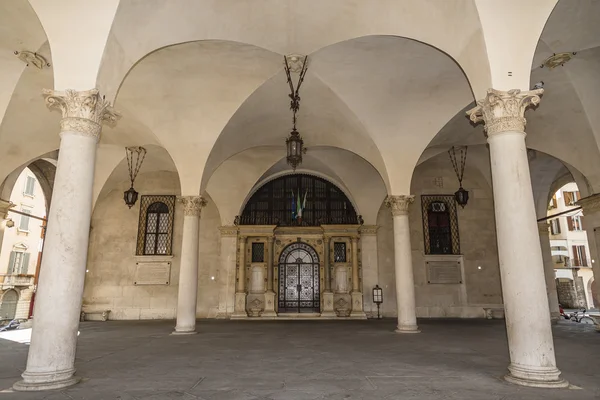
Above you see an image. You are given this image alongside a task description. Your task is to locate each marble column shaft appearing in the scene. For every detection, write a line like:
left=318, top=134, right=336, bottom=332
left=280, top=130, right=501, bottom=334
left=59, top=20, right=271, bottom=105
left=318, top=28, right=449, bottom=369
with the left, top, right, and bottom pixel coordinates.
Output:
left=351, top=237, right=360, bottom=292
left=467, top=88, right=566, bottom=388
left=266, top=236, right=274, bottom=291
left=173, top=196, right=206, bottom=334
left=14, top=89, right=119, bottom=391
left=323, top=236, right=332, bottom=291
left=385, top=195, right=419, bottom=333
left=217, top=226, right=238, bottom=318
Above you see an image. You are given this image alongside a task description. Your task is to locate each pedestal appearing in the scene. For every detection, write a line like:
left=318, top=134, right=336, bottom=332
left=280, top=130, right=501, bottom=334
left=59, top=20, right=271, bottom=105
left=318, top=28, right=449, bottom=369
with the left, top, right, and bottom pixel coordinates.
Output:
left=321, top=291, right=336, bottom=318
left=230, top=292, right=248, bottom=319
left=350, top=291, right=367, bottom=319
left=262, top=291, right=277, bottom=318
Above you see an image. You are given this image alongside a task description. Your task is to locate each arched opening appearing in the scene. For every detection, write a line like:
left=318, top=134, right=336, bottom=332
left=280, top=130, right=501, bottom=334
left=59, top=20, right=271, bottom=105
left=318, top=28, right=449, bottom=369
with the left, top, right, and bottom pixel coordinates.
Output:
left=277, top=242, right=320, bottom=313
left=240, top=173, right=359, bottom=226
left=0, top=289, right=18, bottom=320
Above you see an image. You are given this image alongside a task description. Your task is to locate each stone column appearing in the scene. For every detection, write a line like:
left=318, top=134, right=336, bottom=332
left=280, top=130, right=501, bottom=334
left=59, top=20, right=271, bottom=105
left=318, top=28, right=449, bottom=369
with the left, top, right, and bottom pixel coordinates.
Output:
left=262, top=236, right=277, bottom=317
left=173, top=196, right=206, bottom=334
left=360, top=225, right=379, bottom=317
left=14, top=89, right=119, bottom=391
left=231, top=235, right=248, bottom=318
left=467, top=88, right=567, bottom=388
left=538, top=222, right=560, bottom=321
left=385, top=195, right=419, bottom=333
left=321, top=234, right=335, bottom=318
left=577, top=195, right=600, bottom=308
left=350, top=236, right=366, bottom=318
left=216, top=226, right=238, bottom=318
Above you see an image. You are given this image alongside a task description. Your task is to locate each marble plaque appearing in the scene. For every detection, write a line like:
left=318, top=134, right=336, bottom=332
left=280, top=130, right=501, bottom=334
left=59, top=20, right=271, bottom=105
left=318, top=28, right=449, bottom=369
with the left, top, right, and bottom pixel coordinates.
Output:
left=134, top=261, right=171, bottom=285
left=427, top=260, right=462, bottom=284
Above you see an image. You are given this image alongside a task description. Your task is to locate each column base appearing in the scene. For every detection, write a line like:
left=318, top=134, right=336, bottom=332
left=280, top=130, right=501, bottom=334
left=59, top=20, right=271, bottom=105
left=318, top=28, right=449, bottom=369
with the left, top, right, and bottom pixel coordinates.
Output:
left=171, top=329, right=197, bottom=336
left=231, top=292, right=248, bottom=319
left=321, top=291, right=336, bottom=318
left=505, top=363, right=568, bottom=388
left=395, top=324, right=421, bottom=334
left=550, top=312, right=561, bottom=324
left=13, top=369, right=80, bottom=392
left=350, top=291, right=367, bottom=319
left=262, top=291, right=277, bottom=318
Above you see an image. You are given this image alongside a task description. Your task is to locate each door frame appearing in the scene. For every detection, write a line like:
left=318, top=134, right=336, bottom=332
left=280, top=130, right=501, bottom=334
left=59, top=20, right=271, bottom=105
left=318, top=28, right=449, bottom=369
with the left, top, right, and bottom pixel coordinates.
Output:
left=277, top=242, right=320, bottom=313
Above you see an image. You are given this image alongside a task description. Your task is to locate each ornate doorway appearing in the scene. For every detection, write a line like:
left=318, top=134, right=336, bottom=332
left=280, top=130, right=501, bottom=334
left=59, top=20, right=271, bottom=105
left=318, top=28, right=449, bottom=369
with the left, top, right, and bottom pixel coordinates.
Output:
left=278, top=242, right=320, bottom=313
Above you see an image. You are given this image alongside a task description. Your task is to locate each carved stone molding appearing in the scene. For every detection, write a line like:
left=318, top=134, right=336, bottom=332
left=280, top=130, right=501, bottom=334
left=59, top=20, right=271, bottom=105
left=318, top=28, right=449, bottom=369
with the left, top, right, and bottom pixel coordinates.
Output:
left=178, top=196, right=207, bottom=217
left=384, top=195, right=414, bottom=216
left=360, top=225, right=378, bottom=236
left=219, top=226, right=238, bottom=237
left=43, top=88, right=120, bottom=140
left=576, top=194, right=600, bottom=215
left=466, top=88, right=543, bottom=136
left=285, top=54, right=307, bottom=73
left=0, top=199, right=15, bottom=220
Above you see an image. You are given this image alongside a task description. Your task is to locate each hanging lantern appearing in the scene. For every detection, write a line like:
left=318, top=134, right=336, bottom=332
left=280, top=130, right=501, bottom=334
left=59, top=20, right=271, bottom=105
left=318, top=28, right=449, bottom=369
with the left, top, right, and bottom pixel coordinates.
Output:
left=124, top=146, right=147, bottom=208
left=448, top=146, right=469, bottom=208
left=284, top=54, right=309, bottom=170
left=286, top=128, right=304, bottom=171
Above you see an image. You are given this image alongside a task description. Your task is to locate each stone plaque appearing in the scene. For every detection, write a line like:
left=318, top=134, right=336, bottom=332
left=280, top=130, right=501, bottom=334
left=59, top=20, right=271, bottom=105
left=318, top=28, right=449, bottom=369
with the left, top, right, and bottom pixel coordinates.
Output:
left=134, top=261, right=171, bottom=285
left=427, top=260, right=462, bottom=284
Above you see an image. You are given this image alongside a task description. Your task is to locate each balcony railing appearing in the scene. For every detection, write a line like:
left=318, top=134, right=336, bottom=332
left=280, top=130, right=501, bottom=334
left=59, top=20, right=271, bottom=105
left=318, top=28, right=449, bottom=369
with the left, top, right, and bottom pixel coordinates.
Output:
left=0, top=274, right=34, bottom=288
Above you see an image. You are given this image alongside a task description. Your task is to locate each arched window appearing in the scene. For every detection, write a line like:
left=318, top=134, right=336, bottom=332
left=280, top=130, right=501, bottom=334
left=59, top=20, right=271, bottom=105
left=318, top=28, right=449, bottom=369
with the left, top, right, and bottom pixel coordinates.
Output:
left=239, top=174, right=359, bottom=226
left=422, top=195, right=460, bottom=255
left=136, top=195, right=176, bottom=255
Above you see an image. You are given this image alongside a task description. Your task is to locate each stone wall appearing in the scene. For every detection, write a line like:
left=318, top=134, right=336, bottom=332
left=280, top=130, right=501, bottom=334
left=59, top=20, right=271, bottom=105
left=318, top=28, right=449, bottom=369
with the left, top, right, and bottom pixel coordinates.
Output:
left=83, top=171, right=221, bottom=320
left=556, top=278, right=577, bottom=308
left=377, top=155, right=503, bottom=318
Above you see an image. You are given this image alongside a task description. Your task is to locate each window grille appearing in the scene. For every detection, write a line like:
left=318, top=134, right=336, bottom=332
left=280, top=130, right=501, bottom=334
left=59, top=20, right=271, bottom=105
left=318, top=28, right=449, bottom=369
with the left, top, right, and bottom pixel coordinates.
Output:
left=239, top=174, right=359, bottom=226
left=422, top=195, right=460, bottom=255
left=251, top=242, right=265, bottom=263
left=333, top=242, right=346, bottom=262
left=136, top=195, right=176, bottom=256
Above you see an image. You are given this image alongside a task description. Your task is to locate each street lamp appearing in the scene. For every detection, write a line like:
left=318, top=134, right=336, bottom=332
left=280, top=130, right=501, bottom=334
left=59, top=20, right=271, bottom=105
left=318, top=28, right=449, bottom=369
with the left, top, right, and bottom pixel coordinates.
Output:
left=372, top=284, right=383, bottom=319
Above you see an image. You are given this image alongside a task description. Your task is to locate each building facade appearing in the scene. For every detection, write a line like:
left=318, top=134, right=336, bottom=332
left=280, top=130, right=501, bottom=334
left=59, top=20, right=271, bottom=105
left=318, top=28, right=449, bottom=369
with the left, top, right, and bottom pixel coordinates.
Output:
left=0, top=168, right=45, bottom=320
left=1, top=0, right=599, bottom=392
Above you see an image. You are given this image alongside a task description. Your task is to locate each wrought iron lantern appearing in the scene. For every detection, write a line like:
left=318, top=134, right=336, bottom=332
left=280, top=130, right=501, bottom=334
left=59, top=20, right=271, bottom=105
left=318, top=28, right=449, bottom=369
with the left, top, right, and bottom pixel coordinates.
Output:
left=286, top=128, right=304, bottom=171
left=448, top=146, right=469, bottom=208
left=124, top=146, right=147, bottom=208
left=284, top=55, right=309, bottom=170
left=372, top=284, right=383, bottom=319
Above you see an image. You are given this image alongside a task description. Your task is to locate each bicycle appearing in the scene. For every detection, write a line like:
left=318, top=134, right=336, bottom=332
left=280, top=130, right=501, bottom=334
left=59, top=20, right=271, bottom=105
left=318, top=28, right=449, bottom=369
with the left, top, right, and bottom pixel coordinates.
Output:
left=567, top=309, right=595, bottom=325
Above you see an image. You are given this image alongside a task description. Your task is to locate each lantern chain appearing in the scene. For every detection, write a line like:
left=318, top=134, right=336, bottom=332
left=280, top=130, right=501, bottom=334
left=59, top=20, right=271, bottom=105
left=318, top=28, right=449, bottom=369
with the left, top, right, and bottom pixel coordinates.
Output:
left=126, top=146, right=147, bottom=187
left=284, top=55, right=308, bottom=131
left=448, top=146, right=467, bottom=187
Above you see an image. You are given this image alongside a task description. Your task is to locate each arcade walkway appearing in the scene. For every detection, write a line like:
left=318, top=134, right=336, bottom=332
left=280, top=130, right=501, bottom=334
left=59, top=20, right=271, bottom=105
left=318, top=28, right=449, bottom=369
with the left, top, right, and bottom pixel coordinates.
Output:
left=0, top=320, right=598, bottom=399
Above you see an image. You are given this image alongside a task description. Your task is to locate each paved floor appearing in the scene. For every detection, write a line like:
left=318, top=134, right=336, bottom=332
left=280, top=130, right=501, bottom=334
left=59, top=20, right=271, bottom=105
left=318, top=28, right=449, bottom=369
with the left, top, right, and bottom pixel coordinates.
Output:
left=0, top=319, right=598, bottom=399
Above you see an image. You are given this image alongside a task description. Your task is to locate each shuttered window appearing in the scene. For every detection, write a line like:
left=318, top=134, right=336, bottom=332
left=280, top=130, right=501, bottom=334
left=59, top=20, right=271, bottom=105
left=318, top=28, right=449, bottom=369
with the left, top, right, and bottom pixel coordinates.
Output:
left=8, top=251, right=30, bottom=275
left=567, top=216, right=584, bottom=231
left=19, top=209, right=31, bottom=231
left=550, top=219, right=561, bottom=235
left=23, top=176, right=35, bottom=196
left=572, top=245, right=587, bottom=267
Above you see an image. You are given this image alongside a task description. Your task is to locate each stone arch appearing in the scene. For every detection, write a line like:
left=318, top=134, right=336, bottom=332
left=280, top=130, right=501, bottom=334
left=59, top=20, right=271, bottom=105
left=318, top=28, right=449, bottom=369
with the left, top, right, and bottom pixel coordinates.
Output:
left=0, top=289, right=19, bottom=320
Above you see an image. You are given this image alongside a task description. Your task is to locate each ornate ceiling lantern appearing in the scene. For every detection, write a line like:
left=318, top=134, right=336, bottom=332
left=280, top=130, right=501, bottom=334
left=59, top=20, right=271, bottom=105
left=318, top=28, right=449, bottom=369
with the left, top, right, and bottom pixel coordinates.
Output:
left=124, top=146, right=147, bottom=208
left=448, top=146, right=469, bottom=208
left=284, top=54, right=309, bottom=171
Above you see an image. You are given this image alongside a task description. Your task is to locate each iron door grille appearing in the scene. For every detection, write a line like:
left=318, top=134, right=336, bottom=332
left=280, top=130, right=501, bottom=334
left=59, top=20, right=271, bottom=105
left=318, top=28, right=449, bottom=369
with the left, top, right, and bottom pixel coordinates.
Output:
left=278, top=242, right=320, bottom=313
left=421, top=195, right=460, bottom=255
left=136, top=195, right=176, bottom=256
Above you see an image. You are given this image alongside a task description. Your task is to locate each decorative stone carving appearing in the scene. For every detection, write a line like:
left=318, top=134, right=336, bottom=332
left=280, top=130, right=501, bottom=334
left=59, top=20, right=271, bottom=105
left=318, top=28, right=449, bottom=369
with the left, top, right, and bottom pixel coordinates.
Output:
left=219, top=226, right=238, bottom=237
left=179, top=196, right=207, bottom=217
left=0, top=199, right=15, bottom=220
left=576, top=194, right=600, bottom=215
left=284, top=54, right=307, bottom=73
left=466, top=88, right=543, bottom=136
left=360, top=225, right=378, bottom=236
left=14, top=50, right=49, bottom=69
left=384, top=195, right=414, bottom=216
left=248, top=298, right=263, bottom=317
left=541, top=52, right=575, bottom=69
left=43, top=88, right=120, bottom=140
left=335, top=298, right=350, bottom=317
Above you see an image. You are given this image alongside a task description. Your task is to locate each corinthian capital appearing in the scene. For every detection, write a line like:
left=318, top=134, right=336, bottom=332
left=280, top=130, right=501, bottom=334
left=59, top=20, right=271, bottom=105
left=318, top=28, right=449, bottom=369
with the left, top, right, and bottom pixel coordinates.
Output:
left=466, top=88, right=543, bottom=136
left=43, top=88, right=120, bottom=140
left=384, top=195, right=414, bottom=216
left=179, top=196, right=207, bottom=217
